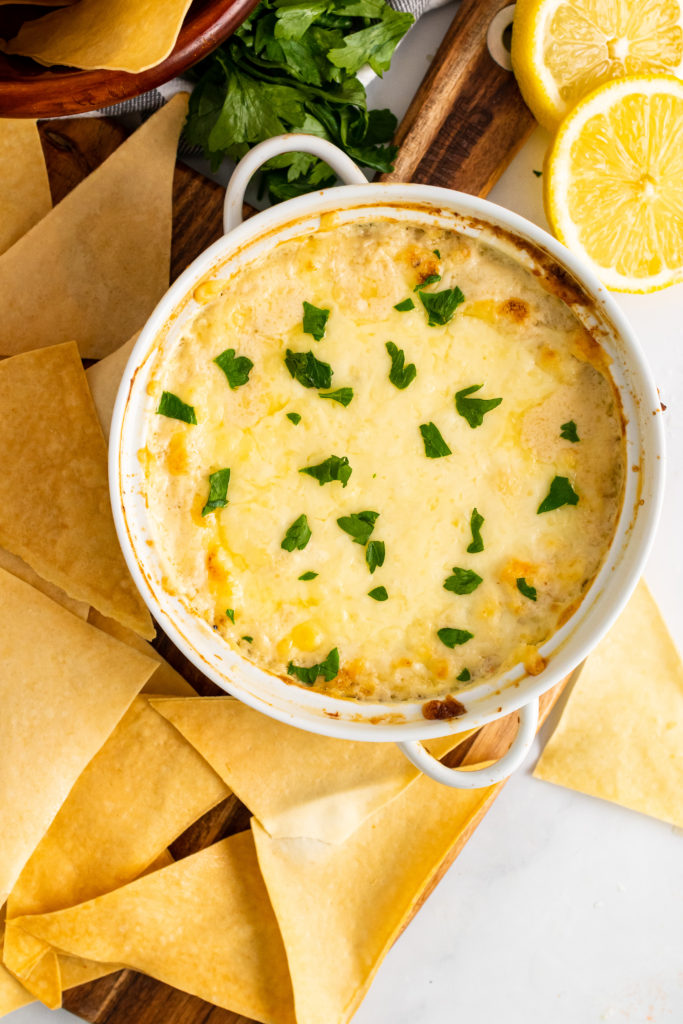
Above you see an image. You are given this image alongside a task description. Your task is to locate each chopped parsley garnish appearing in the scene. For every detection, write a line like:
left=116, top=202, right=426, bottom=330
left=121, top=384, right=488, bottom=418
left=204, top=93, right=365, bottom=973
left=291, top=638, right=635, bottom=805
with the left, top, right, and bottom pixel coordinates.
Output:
left=299, top=571, right=318, bottom=581
left=437, top=627, right=474, bottom=648
left=420, top=421, right=451, bottom=458
left=414, top=273, right=441, bottom=291
left=337, top=510, right=379, bottom=545
left=302, top=301, right=330, bottom=341
left=455, top=384, right=503, bottom=428
left=532, top=169, right=543, bottom=177
left=365, top=540, right=385, bottom=574
left=288, top=647, right=339, bottom=685
left=560, top=420, right=580, bottom=443
left=226, top=608, right=235, bottom=623
left=386, top=341, right=417, bottom=390
left=368, top=585, right=388, bottom=601
left=433, top=249, right=441, bottom=258
left=286, top=412, right=302, bottom=425
left=319, top=387, right=354, bottom=407
left=213, top=348, right=253, bottom=389
left=156, top=391, right=196, bottom=424
left=456, top=668, right=471, bottom=682
left=241, top=635, right=254, bottom=643
left=281, top=514, right=312, bottom=551
left=394, top=298, right=415, bottom=312
left=300, top=455, right=352, bottom=487
left=537, top=476, right=579, bottom=514
left=516, top=577, right=537, bottom=601
left=444, top=567, right=483, bottom=595
left=467, top=508, right=485, bottom=553
left=285, top=349, right=332, bottom=389
left=201, top=468, right=231, bottom=516
left=419, top=286, right=465, bottom=326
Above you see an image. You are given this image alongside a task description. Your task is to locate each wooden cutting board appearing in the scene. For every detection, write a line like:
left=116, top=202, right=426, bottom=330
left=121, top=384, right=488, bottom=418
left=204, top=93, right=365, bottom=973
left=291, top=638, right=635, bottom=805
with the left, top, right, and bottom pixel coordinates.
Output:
left=32, top=5, right=558, bottom=1021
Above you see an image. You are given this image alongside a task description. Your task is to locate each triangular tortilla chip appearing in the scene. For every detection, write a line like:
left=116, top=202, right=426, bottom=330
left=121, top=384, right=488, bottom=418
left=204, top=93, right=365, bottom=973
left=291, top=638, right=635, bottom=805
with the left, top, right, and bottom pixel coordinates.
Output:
left=3, top=0, right=193, bottom=72
left=153, top=697, right=474, bottom=843
left=0, top=567, right=156, bottom=904
left=0, top=342, right=152, bottom=637
left=86, top=331, right=139, bottom=440
left=12, top=832, right=296, bottom=1024
left=87, top=609, right=196, bottom=697
left=534, top=581, right=683, bottom=827
left=252, top=767, right=497, bottom=1024
left=0, top=95, right=185, bottom=359
left=0, top=545, right=88, bottom=620
left=0, top=934, right=31, bottom=1016
left=0, top=119, right=51, bottom=255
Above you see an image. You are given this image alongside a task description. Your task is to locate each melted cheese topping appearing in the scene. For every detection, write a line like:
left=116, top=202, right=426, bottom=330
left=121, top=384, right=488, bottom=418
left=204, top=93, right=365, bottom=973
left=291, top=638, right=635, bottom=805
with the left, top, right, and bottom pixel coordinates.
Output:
left=143, top=219, right=625, bottom=703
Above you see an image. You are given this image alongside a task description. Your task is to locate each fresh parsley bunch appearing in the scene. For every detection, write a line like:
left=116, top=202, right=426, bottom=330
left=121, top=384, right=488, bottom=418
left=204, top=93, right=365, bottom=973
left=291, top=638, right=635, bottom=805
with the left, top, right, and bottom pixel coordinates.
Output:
left=184, top=0, right=413, bottom=201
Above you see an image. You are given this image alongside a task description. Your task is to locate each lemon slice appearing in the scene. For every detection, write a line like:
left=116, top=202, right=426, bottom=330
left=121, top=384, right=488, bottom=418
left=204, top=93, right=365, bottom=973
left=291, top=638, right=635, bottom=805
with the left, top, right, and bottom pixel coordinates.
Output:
left=544, top=75, right=683, bottom=292
left=512, top=0, right=683, bottom=129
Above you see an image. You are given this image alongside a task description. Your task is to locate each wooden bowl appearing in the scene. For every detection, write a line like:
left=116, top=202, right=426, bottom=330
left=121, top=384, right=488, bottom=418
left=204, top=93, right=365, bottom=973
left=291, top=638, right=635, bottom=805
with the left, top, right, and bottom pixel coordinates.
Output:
left=0, top=0, right=261, bottom=118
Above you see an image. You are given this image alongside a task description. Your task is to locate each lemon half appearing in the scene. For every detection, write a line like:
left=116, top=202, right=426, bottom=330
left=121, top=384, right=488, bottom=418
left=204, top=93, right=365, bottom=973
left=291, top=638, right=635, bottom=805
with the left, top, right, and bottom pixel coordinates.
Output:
left=544, top=75, right=683, bottom=292
left=512, top=0, right=683, bottom=129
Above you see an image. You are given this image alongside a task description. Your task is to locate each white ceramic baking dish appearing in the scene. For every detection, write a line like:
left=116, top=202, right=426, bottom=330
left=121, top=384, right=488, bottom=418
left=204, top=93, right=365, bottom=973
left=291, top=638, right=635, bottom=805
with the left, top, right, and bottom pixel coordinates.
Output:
left=110, top=134, right=665, bottom=788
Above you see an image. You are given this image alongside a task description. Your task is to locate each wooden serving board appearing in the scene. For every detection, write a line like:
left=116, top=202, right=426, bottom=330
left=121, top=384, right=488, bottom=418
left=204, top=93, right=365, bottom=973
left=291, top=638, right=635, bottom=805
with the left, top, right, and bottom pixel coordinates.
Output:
left=34, top=8, right=555, bottom=1021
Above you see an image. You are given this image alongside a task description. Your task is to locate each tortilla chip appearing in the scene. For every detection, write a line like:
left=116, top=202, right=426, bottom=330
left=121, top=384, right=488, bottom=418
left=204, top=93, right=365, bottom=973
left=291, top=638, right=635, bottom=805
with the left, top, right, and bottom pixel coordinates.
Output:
left=534, top=581, right=683, bottom=827
left=0, top=545, right=88, bottom=620
left=12, top=832, right=296, bottom=1024
left=87, top=609, right=196, bottom=696
left=0, top=95, right=186, bottom=359
left=3, top=0, right=193, bottom=72
left=86, top=332, right=139, bottom=441
left=0, top=940, right=31, bottom=1016
left=0, top=342, right=153, bottom=637
left=0, top=568, right=156, bottom=905
left=153, top=697, right=473, bottom=844
left=252, top=766, right=497, bottom=1024
left=0, top=119, right=51, bottom=256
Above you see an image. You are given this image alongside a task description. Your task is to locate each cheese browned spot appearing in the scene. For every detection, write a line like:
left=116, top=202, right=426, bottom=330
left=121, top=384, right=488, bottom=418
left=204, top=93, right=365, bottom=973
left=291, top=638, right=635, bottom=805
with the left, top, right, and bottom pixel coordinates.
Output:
left=143, top=218, right=626, bottom=703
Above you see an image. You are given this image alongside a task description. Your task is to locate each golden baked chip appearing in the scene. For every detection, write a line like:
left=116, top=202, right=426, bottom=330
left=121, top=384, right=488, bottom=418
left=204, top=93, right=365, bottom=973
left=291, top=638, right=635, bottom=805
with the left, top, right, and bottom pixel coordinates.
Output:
left=87, top=609, right=196, bottom=696
left=11, top=832, right=296, bottom=1024
left=0, top=95, right=186, bottom=359
left=0, top=342, right=152, bottom=637
left=86, top=331, right=139, bottom=440
left=0, top=567, right=156, bottom=905
left=0, top=119, right=50, bottom=255
left=2, top=0, right=193, bottom=72
left=153, top=696, right=474, bottom=843
left=534, top=581, right=683, bottom=827
left=0, top=546, right=88, bottom=620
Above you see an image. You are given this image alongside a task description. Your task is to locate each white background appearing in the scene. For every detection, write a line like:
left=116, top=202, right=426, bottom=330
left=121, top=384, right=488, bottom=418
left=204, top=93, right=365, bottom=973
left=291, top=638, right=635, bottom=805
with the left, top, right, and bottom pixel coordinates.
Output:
left=9, top=5, right=683, bottom=1023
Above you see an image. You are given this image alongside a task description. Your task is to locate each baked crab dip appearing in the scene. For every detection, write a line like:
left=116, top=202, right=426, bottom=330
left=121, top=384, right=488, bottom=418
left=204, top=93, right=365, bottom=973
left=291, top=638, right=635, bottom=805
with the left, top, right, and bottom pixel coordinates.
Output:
left=142, top=217, right=626, bottom=708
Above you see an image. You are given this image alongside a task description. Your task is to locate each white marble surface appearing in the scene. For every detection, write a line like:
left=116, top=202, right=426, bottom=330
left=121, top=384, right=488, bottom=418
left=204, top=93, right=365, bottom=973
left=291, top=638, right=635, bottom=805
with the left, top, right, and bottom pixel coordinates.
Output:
left=8, top=5, right=683, bottom=1023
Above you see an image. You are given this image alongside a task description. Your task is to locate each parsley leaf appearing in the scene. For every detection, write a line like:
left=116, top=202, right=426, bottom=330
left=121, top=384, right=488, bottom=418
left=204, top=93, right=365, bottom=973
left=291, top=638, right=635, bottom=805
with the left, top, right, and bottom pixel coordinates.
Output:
left=226, top=608, right=235, bottom=623
left=456, top=667, right=471, bottom=682
left=433, top=249, right=441, bottom=258
left=516, top=577, right=537, bottom=601
left=386, top=341, right=416, bottom=390
left=299, top=570, right=319, bottom=580
left=285, top=348, right=332, bottom=389
left=420, top=422, right=451, bottom=458
left=201, top=468, right=231, bottom=516
left=532, top=169, right=543, bottom=177
left=287, top=411, right=302, bottom=424
left=302, top=300, right=330, bottom=340
left=537, top=476, right=579, bottom=514
left=319, top=387, right=353, bottom=406
left=156, top=391, right=197, bottom=425
left=419, top=286, right=465, bottom=326
left=394, top=298, right=415, bottom=312
left=281, top=513, right=312, bottom=551
left=213, top=348, right=253, bottom=389
left=241, top=635, right=254, bottom=643
left=455, top=384, right=503, bottom=428
left=365, top=539, right=385, bottom=573
left=437, top=627, right=474, bottom=648
left=467, top=508, right=485, bottom=553
left=300, top=454, right=352, bottom=486
left=337, top=509, right=379, bottom=544
left=368, top=585, right=388, bottom=601
left=560, top=420, right=580, bottom=443
left=414, top=273, right=441, bottom=291
left=327, top=6, right=414, bottom=75
left=288, top=647, right=340, bottom=684
left=444, top=567, right=483, bottom=595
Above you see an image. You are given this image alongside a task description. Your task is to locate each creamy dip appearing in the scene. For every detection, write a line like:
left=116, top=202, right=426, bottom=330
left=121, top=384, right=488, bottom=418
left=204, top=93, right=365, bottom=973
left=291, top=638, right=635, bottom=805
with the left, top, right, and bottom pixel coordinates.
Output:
left=143, top=218, right=626, bottom=705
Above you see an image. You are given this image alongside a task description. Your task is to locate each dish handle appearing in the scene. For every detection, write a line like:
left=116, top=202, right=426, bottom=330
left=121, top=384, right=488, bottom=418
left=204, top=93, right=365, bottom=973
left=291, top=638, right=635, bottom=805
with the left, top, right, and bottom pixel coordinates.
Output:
left=396, top=698, right=540, bottom=789
left=223, top=134, right=368, bottom=234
